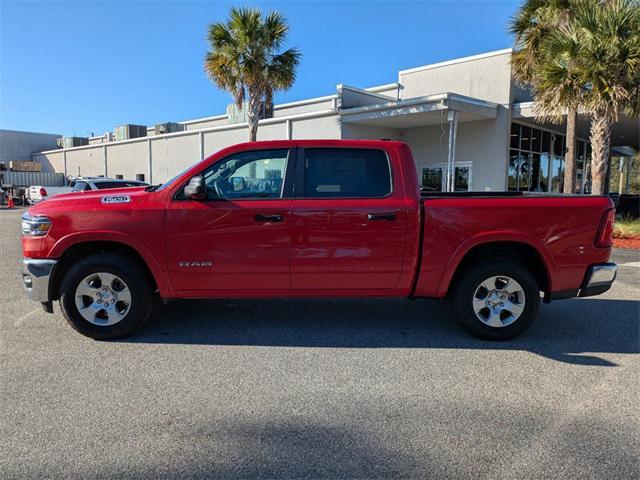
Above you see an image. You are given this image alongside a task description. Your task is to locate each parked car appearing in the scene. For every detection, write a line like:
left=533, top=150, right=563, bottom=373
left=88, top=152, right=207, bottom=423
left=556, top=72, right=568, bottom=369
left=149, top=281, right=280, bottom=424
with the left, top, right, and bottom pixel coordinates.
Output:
left=21, top=140, right=616, bottom=340
left=27, top=178, right=148, bottom=204
left=26, top=185, right=71, bottom=204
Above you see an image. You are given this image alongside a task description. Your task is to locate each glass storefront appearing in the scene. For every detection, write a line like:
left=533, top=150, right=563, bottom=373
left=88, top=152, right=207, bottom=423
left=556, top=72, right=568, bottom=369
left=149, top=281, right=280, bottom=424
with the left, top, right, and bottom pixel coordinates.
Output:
left=509, top=122, right=590, bottom=193
left=575, top=141, right=592, bottom=193
left=422, top=167, right=443, bottom=191
left=421, top=164, right=471, bottom=191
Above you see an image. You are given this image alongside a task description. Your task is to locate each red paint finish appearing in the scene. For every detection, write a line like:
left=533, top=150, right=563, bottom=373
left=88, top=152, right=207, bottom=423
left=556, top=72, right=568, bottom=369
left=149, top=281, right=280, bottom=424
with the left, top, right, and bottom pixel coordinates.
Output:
left=164, top=198, right=293, bottom=292
left=290, top=197, right=409, bottom=290
left=24, top=186, right=173, bottom=296
left=22, top=140, right=613, bottom=302
left=414, top=195, right=613, bottom=297
left=290, top=145, right=410, bottom=291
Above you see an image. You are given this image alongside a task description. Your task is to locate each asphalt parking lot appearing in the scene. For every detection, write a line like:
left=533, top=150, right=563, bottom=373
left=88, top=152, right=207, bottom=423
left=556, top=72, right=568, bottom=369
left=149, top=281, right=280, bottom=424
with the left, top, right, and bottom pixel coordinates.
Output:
left=1, top=206, right=639, bottom=479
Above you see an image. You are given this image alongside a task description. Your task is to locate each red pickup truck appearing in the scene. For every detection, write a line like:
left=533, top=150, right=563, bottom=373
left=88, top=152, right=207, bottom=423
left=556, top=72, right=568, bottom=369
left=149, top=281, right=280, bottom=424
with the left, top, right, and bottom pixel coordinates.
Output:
left=21, top=140, right=617, bottom=340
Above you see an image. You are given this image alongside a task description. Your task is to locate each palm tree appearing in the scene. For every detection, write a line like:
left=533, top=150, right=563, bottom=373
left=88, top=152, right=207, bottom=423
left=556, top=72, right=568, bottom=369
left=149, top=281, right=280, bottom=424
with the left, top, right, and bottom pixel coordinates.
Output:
left=204, top=7, right=301, bottom=142
left=510, top=0, right=582, bottom=194
left=556, top=0, right=640, bottom=195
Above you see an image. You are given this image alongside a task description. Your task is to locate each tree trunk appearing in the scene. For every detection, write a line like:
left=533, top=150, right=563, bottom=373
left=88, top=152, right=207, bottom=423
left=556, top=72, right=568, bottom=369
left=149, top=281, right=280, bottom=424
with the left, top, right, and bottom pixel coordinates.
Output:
left=589, top=110, right=613, bottom=195
left=247, top=94, right=262, bottom=143
left=563, top=109, right=577, bottom=193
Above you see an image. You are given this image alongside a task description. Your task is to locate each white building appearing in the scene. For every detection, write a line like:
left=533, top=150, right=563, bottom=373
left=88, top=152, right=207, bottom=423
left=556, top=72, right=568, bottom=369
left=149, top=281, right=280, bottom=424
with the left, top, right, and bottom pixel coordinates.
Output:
left=1, top=129, right=61, bottom=164
left=31, top=49, right=639, bottom=192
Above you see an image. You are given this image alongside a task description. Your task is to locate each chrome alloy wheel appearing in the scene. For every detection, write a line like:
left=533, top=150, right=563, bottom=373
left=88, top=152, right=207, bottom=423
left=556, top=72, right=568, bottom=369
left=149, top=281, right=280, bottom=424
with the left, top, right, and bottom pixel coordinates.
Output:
left=472, top=275, right=526, bottom=328
left=74, top=272, right=132, bottom=326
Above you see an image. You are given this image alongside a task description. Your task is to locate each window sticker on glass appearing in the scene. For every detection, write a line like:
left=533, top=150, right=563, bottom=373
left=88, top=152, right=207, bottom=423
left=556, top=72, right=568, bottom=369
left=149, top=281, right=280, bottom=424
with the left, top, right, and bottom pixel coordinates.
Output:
left=316, top=185, right=341, bottom=193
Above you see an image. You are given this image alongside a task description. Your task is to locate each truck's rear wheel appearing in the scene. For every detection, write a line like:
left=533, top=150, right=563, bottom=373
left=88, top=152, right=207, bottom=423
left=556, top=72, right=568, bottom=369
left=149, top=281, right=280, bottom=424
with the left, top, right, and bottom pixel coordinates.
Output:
left=451, top=259, right=540, bottom=340
left=59, top=253, right=153, bottom=340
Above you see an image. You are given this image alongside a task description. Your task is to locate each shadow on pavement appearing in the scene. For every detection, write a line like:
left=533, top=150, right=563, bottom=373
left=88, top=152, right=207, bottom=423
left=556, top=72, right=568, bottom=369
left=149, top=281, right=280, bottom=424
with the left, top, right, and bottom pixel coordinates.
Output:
left=123, top=296, right=640, bottom=366
left=74, top=405, right=639, bottom=480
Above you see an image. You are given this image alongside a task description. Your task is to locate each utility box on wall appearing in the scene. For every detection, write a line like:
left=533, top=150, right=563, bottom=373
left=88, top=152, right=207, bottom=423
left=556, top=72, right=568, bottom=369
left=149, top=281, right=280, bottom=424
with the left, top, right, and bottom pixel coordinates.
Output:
left=115, top=124, right=147, bottom=141
left=226, top=102, right=273, bottom=124
left=154, top=122, right=185, bottom=135
left=57, top=137, right=89, bottom=149
left=227, top=103, right=248, bottom=124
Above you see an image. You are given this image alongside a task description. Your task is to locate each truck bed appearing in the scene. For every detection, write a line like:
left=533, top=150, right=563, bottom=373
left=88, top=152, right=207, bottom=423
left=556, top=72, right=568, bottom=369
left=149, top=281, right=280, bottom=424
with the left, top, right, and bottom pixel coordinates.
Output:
left=414, top=193, right=614, bottom=298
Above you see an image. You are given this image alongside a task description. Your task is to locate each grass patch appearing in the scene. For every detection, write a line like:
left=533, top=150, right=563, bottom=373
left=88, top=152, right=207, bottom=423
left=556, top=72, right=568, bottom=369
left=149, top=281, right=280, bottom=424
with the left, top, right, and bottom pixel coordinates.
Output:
left=614, top=215, right=640, bottom=239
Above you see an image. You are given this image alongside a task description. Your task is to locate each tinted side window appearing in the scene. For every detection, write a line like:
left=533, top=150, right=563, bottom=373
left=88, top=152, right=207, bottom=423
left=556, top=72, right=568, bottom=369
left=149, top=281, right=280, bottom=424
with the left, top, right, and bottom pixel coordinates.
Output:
left=94, top=182, right=122, bottom=189
left=303, top=148, right=391, bottom=198
left=99, top=181, right=142, bottom=189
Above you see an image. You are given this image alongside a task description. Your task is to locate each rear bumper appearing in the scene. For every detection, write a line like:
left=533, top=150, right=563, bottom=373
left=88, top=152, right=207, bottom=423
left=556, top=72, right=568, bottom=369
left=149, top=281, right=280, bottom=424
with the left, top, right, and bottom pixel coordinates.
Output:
left=579, top=262, right=617, bottom=297
left=549, top=262, right=617, bottom=300
left=21, top=258, right=57, bottom=304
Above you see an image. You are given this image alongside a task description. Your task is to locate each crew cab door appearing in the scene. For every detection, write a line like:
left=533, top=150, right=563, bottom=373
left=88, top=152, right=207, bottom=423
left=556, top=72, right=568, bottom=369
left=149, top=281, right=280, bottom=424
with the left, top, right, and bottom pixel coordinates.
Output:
left=165, top=148, right=294, bottom=294
left=290, top=147, right=408, bottom=291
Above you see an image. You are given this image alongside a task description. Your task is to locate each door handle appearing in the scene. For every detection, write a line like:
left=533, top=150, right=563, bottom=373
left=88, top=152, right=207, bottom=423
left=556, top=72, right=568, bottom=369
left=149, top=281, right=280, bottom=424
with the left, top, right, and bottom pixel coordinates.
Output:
left=255, top=213, right=284, bottom=223
left=367, top=212, right=397, bottom=221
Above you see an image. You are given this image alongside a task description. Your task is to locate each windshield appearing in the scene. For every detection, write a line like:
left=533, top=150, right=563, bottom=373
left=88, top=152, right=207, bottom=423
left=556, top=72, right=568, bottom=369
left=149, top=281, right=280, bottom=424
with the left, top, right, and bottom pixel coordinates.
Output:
left=153, top=165, right=195, bottom=192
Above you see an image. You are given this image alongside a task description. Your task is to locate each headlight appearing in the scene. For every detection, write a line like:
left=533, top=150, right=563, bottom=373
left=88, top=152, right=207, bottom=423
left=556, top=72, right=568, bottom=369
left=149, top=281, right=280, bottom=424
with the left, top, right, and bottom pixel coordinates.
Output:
left=22, top=212, right=52, bottom=237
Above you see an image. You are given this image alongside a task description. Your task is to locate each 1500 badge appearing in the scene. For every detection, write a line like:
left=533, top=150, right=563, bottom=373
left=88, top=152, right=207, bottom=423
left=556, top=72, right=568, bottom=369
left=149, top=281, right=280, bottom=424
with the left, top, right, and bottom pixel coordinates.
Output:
left=101, top=195, right=131, bottom=204
left=178, top=261, right=212, bottom=267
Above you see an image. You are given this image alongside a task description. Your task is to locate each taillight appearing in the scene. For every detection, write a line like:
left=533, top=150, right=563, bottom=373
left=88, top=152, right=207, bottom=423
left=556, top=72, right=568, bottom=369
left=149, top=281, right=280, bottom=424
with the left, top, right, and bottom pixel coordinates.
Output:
left=595, top=208, right=615, bottom=247
left=39, top=187, right=47, bottom=197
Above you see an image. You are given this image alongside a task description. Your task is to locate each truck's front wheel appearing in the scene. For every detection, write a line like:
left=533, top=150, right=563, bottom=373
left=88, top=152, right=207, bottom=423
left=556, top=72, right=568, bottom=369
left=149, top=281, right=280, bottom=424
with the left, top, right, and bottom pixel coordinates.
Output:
left=452, top=259, right=540, bottom=340
left=59, top=253, right=153, bottom=340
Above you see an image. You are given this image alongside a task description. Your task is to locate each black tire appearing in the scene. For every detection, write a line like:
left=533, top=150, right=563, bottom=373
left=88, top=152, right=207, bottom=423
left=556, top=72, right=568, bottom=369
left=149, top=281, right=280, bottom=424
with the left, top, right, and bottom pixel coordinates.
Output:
left=59, top=253, right=154, bottom=340
left=451, top=258, right=540, bottom=341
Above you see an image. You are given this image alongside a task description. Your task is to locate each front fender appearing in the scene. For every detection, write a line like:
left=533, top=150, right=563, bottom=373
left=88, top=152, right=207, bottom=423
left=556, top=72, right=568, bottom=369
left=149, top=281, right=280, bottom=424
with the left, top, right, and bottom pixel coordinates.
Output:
left=49, top=230, right=174, bottom=297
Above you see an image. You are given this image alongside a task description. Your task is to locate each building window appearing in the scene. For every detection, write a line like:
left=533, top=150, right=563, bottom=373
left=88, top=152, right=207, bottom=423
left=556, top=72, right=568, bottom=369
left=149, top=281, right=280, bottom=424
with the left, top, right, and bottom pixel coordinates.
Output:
left=453, top=166, right=470, bottom=191
left=550, top=156, right=564, bottom=193
left=575, top=141, right=592, bottom=194
left=508, top=122, right=590, bottom=193
left=422, top=167, right=443, bottom=191
left=420, top=163, right=472, bottom=192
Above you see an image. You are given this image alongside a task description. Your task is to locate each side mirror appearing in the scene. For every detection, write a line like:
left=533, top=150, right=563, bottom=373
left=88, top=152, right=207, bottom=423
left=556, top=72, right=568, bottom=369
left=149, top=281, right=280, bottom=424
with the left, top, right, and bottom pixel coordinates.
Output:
left=184, top=176, right=206, bottom=200
left=231, top=176, right=245, bottom=192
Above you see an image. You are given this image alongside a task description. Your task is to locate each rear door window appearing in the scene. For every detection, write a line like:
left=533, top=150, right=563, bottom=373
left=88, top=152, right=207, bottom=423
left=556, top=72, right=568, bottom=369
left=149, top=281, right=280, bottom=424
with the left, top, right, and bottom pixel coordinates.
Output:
left=301, top=148, right=391, bottom=198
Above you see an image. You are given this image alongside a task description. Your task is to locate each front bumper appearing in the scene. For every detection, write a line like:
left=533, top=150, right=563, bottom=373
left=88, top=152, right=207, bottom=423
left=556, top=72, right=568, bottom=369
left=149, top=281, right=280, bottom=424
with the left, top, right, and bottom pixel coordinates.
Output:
left=579, top=262, right=617, bottom=298
left=21, top=258, right=57, bottom=304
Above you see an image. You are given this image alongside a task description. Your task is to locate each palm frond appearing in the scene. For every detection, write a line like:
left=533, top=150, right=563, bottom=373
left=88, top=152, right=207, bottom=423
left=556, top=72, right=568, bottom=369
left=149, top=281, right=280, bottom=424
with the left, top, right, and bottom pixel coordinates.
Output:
left=204, top=6, right=301, bottom=126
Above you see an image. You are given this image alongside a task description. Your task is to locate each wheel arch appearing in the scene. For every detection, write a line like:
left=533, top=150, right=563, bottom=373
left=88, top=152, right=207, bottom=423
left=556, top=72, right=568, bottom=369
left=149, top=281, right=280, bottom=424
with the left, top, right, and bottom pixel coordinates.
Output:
left=444, top=240, right=552, bottom=299
left=49, top=236, right=171, bottom=300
